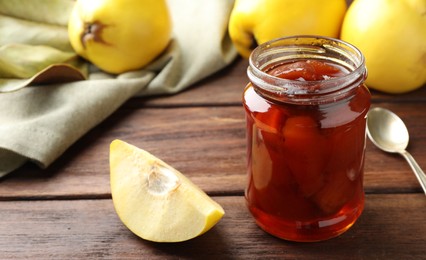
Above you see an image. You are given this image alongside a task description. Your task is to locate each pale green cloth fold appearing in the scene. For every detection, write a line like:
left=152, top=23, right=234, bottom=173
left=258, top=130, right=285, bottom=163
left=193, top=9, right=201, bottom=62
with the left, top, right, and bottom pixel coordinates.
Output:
left=0, top=0, right=237, bottom=177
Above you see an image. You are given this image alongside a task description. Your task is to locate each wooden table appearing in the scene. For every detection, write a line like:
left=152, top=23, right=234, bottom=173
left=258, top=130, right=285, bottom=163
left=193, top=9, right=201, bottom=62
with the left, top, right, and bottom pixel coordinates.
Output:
left=1, top=58, right=426, bottom=259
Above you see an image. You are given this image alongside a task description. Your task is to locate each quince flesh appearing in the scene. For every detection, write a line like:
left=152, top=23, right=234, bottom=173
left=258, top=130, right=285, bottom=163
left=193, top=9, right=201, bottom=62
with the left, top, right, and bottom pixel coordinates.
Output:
left=228, top=0, right=347, bottom=58
left=68, top=0, right=171, bottom=74
left=341, top=0, right=426, bottom=93
left=110, top=140, right=225, bottom=242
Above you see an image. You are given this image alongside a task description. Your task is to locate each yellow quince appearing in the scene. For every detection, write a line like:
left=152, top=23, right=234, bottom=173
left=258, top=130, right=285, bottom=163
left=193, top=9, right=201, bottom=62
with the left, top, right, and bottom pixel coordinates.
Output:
left=228, top=0, right=347, bottom=58
left=68, top=0, right=172, bottom=74
left=341, top=0, right=426, bottom=94
left=110, top=140, right=225, bottom=242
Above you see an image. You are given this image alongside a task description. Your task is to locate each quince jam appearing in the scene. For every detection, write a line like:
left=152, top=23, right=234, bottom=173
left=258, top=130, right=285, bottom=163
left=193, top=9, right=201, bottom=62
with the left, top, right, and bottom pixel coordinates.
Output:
left=243, top=59, right=370, bottom=242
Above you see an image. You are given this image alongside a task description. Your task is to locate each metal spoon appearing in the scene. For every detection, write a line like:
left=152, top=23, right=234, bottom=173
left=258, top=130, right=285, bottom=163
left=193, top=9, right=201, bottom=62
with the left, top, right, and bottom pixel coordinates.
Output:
left=366, top=107, right=426, bottom=195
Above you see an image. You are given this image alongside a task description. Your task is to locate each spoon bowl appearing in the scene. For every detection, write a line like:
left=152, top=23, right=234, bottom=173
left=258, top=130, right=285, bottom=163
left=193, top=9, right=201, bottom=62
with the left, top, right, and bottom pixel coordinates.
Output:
left=366, top=107, right=426, bottom=195
left=367, top=107, right=409, bottom=153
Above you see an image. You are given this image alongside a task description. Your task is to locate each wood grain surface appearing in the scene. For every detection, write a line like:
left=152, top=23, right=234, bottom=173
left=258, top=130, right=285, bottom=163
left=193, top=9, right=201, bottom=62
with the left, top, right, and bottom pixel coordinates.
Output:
left=1, top=57, right=426, bottom=259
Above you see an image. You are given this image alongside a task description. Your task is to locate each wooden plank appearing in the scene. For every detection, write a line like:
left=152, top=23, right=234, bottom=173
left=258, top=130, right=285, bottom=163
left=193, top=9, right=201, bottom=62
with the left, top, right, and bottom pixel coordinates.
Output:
left=2, top=102, right=426, bottom=199
left=125, top=58, right=248, bottom=108
left=124, top=58, right=426, bottom=109
left=0, top=106, right=247, bottom=199
left=365, top=103, right=426, bottom=193
left=1, top=194, right=425, bottom=259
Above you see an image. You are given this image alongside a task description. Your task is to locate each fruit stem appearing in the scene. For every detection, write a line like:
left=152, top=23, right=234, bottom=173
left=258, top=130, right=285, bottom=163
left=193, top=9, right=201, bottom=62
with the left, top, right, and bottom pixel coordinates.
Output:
left=81, top=21, right=108, bottom=48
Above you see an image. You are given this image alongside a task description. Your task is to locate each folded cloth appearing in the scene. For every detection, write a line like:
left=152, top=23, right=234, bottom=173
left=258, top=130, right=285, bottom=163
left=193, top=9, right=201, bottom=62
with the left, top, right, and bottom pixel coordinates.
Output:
left=0, top=0, right=237, bottom=177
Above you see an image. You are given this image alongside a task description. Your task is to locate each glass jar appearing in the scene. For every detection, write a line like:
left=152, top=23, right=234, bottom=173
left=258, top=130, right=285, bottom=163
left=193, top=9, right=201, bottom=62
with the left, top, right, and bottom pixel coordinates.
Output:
left=243, top=35, right=371, bottom=242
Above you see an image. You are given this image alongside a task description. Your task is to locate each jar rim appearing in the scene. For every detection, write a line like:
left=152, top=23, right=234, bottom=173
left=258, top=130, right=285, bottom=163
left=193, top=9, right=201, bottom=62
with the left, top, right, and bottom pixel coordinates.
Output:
left=247, top=35, right=367, bottom=104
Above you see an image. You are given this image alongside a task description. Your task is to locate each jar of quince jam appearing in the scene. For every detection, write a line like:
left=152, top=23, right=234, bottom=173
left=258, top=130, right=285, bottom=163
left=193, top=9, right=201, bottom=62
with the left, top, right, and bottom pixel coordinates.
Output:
left=243, top=36, right=370, bottom=242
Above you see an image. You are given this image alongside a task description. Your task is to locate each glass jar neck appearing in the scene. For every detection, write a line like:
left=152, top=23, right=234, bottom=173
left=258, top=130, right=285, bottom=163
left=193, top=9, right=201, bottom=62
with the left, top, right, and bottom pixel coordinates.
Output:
left=247, top=36, right=367, bottom=105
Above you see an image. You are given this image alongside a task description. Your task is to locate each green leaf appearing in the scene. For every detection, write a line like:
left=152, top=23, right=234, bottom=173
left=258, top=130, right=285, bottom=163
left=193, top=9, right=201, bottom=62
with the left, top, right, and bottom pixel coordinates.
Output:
left=0, top=14, right=73, bottom=52
left=0, top=44, right=88, bottom=92
left=0, top=63, right=88, bottom=93
left=0, top=0, right=89, bottom=93
left=0, top=44, right=78, bottom=78
left=0, top=0, right=74, bottom=26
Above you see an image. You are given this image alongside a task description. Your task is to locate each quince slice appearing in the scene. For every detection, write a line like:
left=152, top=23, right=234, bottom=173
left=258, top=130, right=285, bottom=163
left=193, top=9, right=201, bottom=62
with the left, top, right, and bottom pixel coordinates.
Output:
left=110, top=140, right=225, bottom=242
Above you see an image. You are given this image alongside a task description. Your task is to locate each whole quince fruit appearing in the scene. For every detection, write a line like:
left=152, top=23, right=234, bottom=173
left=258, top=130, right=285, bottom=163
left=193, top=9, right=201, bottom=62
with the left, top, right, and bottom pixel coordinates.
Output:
left=228, top=0, right=347, bottom=58
left=341, top=0, right=426, bottom=94
left=68, top=0, right=172, bottom=74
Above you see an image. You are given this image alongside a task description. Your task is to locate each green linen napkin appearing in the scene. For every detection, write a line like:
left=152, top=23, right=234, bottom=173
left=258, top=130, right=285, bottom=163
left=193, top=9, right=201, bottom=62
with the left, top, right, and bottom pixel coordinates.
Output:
left=0, top=0, right=237, bottom=177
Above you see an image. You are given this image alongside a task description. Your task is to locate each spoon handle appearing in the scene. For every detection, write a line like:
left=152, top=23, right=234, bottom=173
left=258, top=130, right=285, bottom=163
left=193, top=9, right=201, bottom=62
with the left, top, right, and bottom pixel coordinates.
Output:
left=400, top=150, right=426, bottom=195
